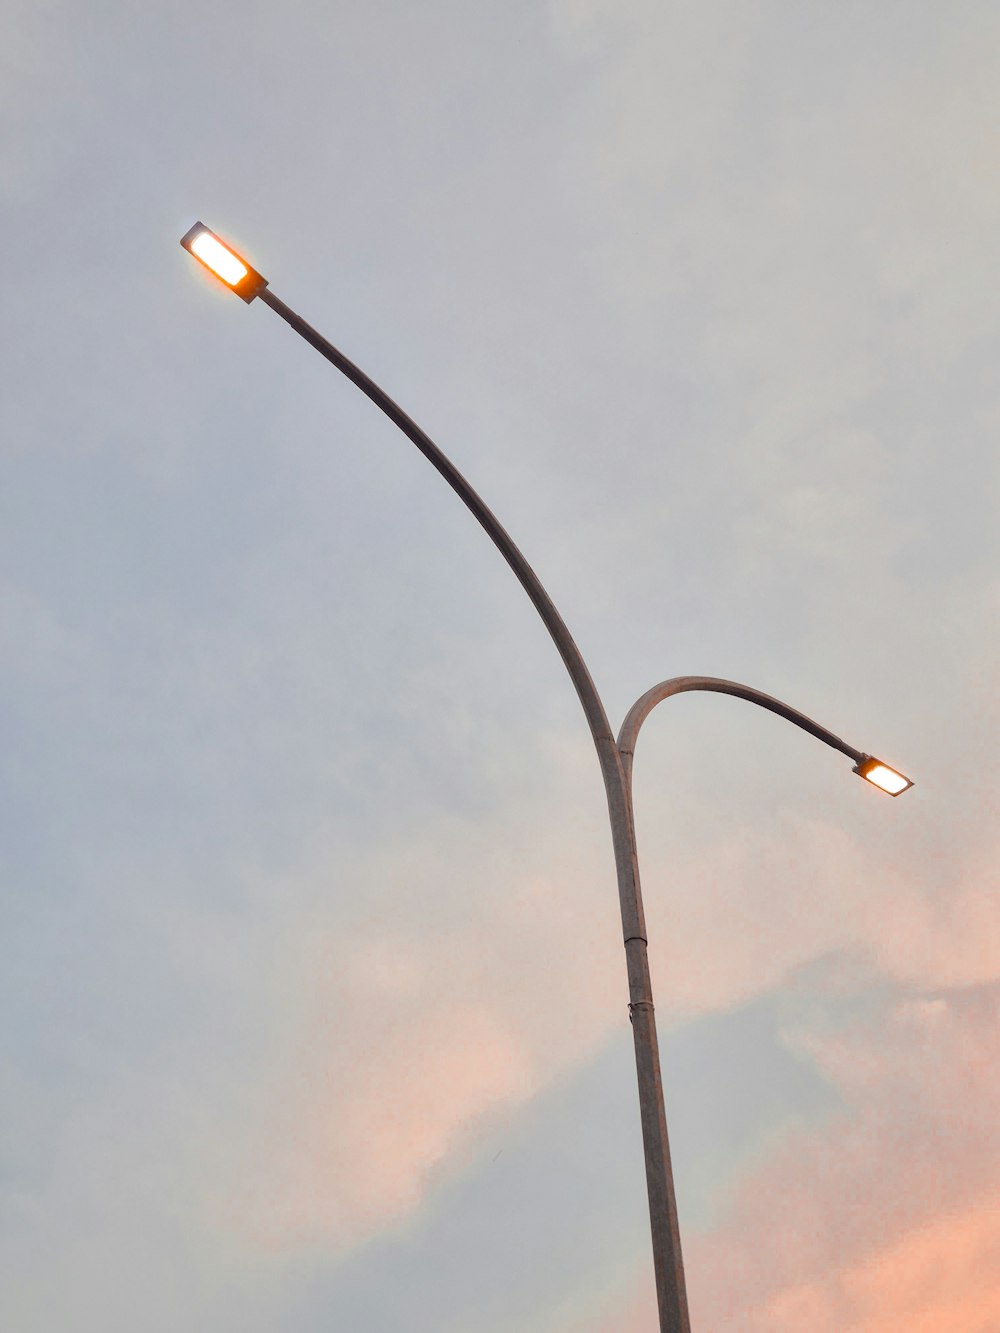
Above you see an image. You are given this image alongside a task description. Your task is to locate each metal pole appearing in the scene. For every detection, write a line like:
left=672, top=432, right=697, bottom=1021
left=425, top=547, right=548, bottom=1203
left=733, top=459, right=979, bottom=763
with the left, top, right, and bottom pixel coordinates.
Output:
left=256, top=286, right=691, bottom=1331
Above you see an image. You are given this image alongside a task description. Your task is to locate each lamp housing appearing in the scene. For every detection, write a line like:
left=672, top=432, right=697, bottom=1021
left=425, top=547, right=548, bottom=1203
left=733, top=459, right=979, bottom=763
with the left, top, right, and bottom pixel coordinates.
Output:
left=180, top=222, right=267, bottom=303
left=853, top=755, right=913, bottom=796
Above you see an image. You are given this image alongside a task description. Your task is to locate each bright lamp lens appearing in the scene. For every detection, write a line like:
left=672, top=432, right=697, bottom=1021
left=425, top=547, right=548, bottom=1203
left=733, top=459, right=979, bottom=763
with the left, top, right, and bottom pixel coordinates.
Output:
left=854, top=756, right=913, bottom=795
left=190, top=231, right=248, bottom=286
left=863, top=763, right=909, bottom=795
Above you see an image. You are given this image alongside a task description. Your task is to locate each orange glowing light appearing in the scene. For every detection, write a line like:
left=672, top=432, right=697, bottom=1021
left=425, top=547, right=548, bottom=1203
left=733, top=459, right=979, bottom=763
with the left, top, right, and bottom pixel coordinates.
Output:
left=853, top=756, right=913, bottom=796
left=190, top=230, right=248, bottom=286
left=180, top=222, right=267, bottom=302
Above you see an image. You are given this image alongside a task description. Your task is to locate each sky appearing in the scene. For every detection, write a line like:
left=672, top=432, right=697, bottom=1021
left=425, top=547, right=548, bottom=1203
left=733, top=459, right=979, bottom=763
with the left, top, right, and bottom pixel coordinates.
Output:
left=2, top=1, right=999, bottom=1329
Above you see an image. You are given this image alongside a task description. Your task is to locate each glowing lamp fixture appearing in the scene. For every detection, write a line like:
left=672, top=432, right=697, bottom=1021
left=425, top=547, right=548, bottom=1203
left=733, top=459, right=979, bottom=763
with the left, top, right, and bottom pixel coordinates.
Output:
left=853, top=755, right=913, bottom=796
left=180, top=222, right=267, bottom=302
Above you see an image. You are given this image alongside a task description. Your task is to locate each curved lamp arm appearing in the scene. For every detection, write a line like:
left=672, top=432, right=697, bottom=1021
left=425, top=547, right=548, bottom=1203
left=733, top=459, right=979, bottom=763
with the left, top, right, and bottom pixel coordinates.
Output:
left=618, top=676, right=912, bottom=797
left=257, top=290, right=617, bottom=749
left=619, top=676, right=861, bottom=778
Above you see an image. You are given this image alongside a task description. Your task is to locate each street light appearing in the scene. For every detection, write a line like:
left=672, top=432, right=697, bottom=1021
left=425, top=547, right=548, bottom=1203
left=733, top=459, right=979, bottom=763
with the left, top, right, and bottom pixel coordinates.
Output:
left=180, top=223, right=914, bottom=1333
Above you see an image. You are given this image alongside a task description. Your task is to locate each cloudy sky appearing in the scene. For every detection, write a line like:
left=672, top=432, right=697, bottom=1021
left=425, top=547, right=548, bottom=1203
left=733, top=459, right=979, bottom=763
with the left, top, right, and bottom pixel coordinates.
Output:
left=3, top=1, right=999, bottom=1329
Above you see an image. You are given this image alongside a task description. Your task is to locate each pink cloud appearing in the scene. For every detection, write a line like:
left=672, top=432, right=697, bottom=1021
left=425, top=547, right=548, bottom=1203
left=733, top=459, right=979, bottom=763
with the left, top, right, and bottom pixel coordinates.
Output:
left=760, top=1202, right=1000, bottom=1333
left=225, top=998, right=535, bottom=1250
left=584, top=983, right=1000, bottom=1333
left=644, top=815, right=1000, bottom=1017
left=685, top=983, right=1000, bottom=1330
left=211, top=862, right=624, bottom=1253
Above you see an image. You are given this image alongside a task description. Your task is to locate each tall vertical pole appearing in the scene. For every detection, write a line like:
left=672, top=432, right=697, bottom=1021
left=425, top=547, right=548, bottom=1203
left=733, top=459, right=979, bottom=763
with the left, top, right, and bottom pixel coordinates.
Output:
left=605, top=743, right=691, bottom=1330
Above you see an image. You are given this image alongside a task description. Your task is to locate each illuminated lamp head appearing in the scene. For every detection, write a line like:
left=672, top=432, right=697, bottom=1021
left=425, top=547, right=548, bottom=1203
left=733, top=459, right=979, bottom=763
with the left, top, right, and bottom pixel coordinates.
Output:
left=853, top=755, right=914, bottom=796
left=180, top=222, right=267, bottom=302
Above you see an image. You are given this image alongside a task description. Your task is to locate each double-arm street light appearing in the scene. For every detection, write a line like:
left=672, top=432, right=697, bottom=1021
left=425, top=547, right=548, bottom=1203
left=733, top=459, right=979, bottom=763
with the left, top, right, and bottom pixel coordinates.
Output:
left=180, top=222, right=914, bottom=1332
